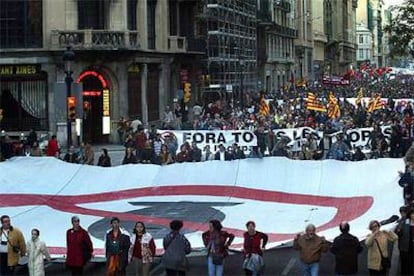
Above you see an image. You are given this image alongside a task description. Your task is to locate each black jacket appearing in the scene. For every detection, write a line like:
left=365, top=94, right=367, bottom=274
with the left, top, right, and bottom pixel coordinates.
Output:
left=105, top=230, right=130, bottom=271
left=399, top=172, right=414, bottom=202
left=331, top=232, right=363, bottom=274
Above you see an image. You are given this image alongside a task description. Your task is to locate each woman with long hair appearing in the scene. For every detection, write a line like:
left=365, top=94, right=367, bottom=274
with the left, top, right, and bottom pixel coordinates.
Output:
left=128, top=221, right=156, bottom=276
left=160, top=144, right=174, bottom=165
left=202, top=220, right=235, bottom=276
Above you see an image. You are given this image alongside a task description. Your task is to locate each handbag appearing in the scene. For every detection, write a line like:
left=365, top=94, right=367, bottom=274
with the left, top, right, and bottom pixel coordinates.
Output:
left=242, top=253, right=264, bottom=272
left=211, top=253, right=224, bottom=265
left=374, top=239, right=391, bottom=269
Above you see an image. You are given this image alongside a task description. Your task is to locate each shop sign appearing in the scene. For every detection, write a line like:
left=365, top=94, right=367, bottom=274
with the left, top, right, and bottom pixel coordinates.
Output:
left=103, top=89, right=110, bottom=116
left=0, top=64, right=40, bottom=76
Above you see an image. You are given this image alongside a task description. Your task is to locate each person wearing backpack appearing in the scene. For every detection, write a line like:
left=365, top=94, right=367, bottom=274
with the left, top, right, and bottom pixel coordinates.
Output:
left=162, top=220, right=191, bottom=276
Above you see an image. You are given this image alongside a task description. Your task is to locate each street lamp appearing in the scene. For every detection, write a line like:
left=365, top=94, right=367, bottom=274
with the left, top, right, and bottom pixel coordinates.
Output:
left=239, top=59, right=245, bottom=109
left=298, top=53, right=304, bottom=80
left=62, top=46, right=75, bottom=148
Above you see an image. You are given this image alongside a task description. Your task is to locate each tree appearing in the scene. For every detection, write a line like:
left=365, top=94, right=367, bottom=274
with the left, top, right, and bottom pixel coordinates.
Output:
left=384, top=0, right=414, bottom=58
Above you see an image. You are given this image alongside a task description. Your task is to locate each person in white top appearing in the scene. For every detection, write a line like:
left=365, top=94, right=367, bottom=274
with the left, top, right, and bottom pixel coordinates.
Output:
left=26, top=229, right=51, bottom=276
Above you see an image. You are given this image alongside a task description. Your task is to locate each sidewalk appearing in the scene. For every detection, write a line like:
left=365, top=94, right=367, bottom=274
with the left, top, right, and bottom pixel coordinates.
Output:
left=92, top=143, right=125, bottom=166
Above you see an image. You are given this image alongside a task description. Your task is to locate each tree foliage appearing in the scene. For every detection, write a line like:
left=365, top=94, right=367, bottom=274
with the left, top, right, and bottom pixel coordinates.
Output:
left=384, top=0, right=414, bottom=58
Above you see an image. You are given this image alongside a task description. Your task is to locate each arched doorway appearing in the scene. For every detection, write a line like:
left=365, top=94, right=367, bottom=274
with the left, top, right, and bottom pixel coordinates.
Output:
left=76, top=70, right=111, bottom=144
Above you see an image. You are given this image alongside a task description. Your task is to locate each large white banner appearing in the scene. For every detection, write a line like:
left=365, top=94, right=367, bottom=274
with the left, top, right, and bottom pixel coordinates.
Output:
left=0, top=157, right=404, bottom=257
left=273, top=126, right=392, bottom=152
left=159, top=130, right=257, bottom=152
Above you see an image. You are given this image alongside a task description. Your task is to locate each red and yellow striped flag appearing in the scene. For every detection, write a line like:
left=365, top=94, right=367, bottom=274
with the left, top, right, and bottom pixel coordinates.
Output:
left=367, top=94, right=383, bottom=112
left=356, top=88, right=364, bottom=106
left=306, top=92, right=327, bottom=112
left=327, top=92, right=341, bottom=119
left=259, top=95, right=270, bottom=116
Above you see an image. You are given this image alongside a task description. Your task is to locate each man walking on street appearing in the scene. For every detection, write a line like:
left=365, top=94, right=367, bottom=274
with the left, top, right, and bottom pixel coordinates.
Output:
left=0, top=215, right=26, bottom=276
left=293, top=224, right=329, bottom=276
left=66, top=216, right=93, bottom=276
left=331, top=221, right=363, bottom=275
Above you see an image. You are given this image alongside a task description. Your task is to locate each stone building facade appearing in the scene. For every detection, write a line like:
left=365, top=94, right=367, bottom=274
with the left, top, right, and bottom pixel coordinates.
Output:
left=257, top=0, right=297, bottom=92
left=0, top=0, right=205, bottom=144
left=324, top=0, right=358, bottom=75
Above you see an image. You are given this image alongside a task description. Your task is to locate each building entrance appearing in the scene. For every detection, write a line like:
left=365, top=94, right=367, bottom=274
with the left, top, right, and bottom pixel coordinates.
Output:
left=76, top=70, right=110, bottom=144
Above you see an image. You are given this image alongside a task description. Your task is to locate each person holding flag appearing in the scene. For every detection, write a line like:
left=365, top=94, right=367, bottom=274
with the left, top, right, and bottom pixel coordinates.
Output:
left=258, top=93, right=270, bottom=117
left=306, top=92, right=327, bottom=112
left=367, top=93, right=383, bottom=113
left=327, top=92, right=341, bottom=119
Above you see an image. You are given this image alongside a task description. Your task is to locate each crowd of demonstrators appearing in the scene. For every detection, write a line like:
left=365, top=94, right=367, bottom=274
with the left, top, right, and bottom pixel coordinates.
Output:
left=102, top=77, right=414, bottom=165
left=0, top=130, right=117, bottom=168
left=2, top=78, right=414, bottom=164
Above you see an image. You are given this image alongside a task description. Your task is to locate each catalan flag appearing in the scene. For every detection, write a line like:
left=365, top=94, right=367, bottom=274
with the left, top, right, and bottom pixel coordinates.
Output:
left=327, top=93, right=341, bottom=119
left=306, top=92, right=327, bottom=112
left=367, top=94, right=383, bottom=112
left=259, top=95, right=270, bottom=116
left=355, top=88, right=364, bottom=106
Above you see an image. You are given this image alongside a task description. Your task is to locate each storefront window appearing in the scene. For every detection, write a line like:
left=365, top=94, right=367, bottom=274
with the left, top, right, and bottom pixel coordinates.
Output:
left=0, top=66, right=48, bottom=130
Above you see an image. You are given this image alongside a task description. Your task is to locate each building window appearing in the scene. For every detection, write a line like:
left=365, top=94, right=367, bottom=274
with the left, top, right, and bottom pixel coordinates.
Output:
left=147, top=0, right=157, bottom=49
left=359, top=49, right=364, bottom=59
left=169, top=0, right=178, bottom=35
left=0, top=0, right=43, bottom=48
left=127, top=0, right=138, bottom=30
left=359, top=35, right=363, bottom=44
left=78, top=0, right=107, bottom=29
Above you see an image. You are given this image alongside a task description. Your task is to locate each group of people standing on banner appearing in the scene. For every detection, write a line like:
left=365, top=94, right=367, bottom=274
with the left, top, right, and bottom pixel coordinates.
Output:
left=1, top=212, right=413, bottom=276
left=0, top=214, right=267, bottom=276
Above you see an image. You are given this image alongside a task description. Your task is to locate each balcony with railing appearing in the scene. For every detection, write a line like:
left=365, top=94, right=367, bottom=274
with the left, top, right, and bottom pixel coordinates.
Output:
left=50, top=30, right=140, bottom=50
left=274, top=24, right=298, bottom=38
left=167, top=36, right=187, bottom=52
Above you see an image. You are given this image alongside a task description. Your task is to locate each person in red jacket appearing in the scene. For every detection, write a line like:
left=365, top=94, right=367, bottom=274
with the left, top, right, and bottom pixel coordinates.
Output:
left=202, top=220, right=234, bottom=276
left=66, top=216, right=93, bottom=276
left=242, top=221, right=268, bottom=276
left=46, top=135, right=60, bottom=157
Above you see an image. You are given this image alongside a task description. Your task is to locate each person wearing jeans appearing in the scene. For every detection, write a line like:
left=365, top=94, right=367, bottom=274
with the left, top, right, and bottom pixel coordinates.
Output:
left=202, top=220, right=234, bottom=276
left=207, top=255, right=224, bottom=276
left=301, top=262, right=319, bottom=276
left=293, top=224, right=329, bottom=276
